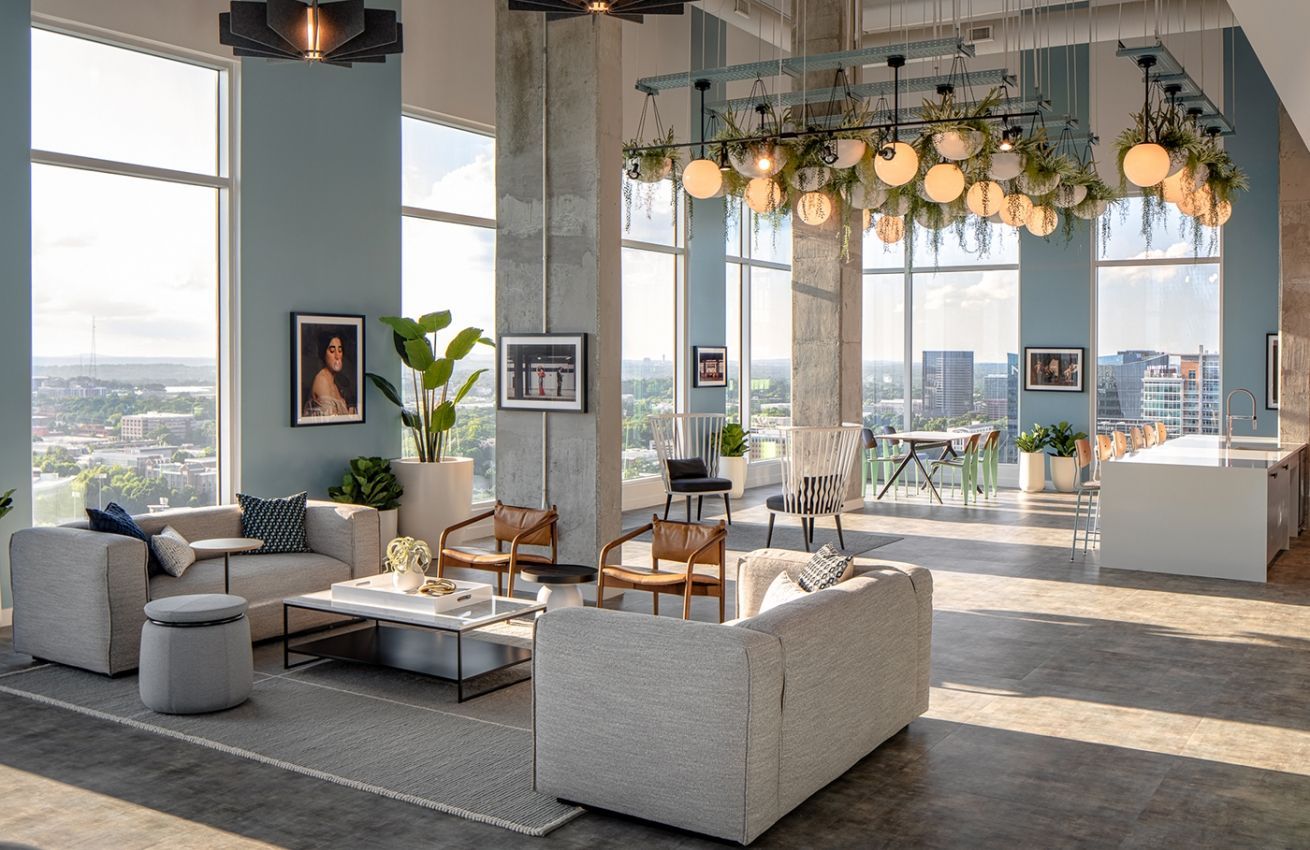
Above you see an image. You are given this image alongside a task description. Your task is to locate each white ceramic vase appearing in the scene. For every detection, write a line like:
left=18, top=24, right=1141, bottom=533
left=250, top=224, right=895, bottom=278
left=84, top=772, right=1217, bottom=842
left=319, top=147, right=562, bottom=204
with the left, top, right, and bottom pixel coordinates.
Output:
left=1049, top=456, right=1078, bottom=493
left=378, top=508, right=399, bottom=561
left=1018, top=451, right=1047, bottom=493
left=392, top=567, right=425, bottom=592
left=720, top=455, right=748, bottom=499
left=391, top=457, right=474, bottom=550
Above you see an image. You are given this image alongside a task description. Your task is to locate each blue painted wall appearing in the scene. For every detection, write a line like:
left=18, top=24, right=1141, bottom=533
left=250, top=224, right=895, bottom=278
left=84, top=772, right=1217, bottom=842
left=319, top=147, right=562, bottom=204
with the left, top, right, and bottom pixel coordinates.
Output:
left=237, top=51, right=402, bottom=496
left=0, top=1, right=31, bottom=611
left=687, top=8, right=728, bottom=415
left=1223, top=29, right=1280, bottom=436
left=1019, top=44, right=1094, bottom=441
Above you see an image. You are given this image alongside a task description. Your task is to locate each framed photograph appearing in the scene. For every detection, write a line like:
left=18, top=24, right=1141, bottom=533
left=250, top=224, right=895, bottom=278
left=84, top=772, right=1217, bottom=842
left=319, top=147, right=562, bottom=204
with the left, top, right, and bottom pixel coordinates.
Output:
left=1268, top=332, right=1280, bottom=410
left=1025, top=347, right=1085, bottom=392
left=291, top=313, right=365, bottom=426
left=693, top=345, right=728, bottom=388
left=498, top=333, right=587, bottom=413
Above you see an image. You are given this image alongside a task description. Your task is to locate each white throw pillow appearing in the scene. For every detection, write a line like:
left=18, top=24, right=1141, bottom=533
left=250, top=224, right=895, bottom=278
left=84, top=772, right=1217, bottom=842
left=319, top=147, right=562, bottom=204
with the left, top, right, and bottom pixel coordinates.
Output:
left=152, top=525, right=197, bottom=578
left=758, top=571, right=809, bottom=613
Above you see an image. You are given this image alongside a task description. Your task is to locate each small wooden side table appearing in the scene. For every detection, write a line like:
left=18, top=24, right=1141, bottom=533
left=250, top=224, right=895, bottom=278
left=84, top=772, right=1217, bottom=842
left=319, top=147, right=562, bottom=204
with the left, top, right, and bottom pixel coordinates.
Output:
left=191, top=538, right=263, bottom=594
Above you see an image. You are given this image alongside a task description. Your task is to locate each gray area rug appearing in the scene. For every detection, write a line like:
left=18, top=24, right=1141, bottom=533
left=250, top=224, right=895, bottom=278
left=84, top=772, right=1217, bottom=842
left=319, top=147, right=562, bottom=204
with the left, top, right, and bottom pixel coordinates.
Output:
left=727, top=521, right=902, bottom=557
left=0, top=628, right=581, bottom=837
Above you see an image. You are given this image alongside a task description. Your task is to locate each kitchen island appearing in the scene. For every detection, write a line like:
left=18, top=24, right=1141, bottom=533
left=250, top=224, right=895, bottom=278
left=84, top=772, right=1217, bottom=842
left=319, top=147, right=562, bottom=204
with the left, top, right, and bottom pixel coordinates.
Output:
left=1098, top=435, right=1306, bottom=582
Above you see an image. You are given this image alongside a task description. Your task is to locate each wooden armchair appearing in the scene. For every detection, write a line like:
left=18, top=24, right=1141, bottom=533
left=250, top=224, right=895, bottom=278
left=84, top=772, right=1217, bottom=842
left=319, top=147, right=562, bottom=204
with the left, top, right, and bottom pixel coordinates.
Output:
left=598, top=517, right=728, bottom=622
left=437, top=501, right=558, bottom=596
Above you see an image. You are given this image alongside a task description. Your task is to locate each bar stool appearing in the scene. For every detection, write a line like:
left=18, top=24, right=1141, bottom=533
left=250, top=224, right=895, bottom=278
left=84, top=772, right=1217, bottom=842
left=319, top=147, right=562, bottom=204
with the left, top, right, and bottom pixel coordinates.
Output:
left=1144, top=424, right=1158, bottom=448
left=1071, top=436, right=1109, bottom=559
left=1129, top=426, right=1145, bottom=452
left=1154, top=422, right=1168, bottom=444
left=1112, top=431, right=1127, bottom=459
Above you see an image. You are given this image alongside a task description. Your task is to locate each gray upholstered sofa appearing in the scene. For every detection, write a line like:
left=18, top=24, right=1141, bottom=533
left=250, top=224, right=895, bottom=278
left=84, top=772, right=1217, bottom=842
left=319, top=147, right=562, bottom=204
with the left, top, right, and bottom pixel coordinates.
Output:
left=533, top=548, right=932, bottom=845
left=9, top=501, right=380, bottom=675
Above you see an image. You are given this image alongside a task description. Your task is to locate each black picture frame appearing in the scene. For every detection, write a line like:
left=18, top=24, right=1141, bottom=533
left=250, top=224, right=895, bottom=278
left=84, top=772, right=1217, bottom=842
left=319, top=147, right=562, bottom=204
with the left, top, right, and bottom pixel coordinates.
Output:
left=1024, top=346, right=1085, bottom=393
left=498, top=333, right=588, bottom=413
left=692, top=345, right=729, bottom=388
left=1267, top=332, right=1280, bottom=410
left=291, top=313, right=366, bottom=427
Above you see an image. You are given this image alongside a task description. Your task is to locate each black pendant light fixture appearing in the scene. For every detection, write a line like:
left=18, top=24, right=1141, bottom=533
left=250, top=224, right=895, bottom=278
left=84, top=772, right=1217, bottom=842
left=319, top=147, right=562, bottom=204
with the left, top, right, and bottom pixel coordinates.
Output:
left=506, top=0, right=688, bottom=24
left=219, top=0, right=403, bottom=67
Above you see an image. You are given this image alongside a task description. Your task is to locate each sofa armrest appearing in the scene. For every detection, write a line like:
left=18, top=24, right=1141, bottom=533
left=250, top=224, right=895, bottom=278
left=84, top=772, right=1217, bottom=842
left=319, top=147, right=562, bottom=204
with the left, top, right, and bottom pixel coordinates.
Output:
left=534, top=607, right=784, bottom=845
left=9, top=527, right=150, bottom=675
left=304, top=501, right=380, bottom=578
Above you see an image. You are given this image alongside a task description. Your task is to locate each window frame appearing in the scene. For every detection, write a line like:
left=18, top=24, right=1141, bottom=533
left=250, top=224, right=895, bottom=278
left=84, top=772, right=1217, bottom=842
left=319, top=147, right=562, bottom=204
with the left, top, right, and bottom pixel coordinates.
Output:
left=28, top=18, right=239, bottom=503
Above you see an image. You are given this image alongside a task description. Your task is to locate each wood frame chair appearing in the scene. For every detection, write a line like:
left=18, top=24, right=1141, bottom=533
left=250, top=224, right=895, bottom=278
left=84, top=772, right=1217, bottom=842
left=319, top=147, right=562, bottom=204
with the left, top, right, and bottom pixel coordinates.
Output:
left=437, top=501, right=558, bottom=597
left=597, top=517, right=728, bottom=621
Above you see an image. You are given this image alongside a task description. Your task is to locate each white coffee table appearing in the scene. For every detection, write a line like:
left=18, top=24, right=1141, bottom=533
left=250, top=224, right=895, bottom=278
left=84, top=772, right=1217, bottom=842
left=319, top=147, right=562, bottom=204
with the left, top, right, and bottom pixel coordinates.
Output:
left=282, top=589, right=544, bottom=702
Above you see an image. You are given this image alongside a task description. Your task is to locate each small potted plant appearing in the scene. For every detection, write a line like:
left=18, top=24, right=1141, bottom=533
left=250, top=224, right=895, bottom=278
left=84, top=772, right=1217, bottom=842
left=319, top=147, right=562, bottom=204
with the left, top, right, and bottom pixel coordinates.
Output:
left=384, top=536, right=432, bottom=592
left=718, top=423, right=751, bottom=498
left=328, top=457, right=404, bottom=559
left=1015, top=424, right=1050, bottom=493
left=1045, top=421, right=1089, bottom=493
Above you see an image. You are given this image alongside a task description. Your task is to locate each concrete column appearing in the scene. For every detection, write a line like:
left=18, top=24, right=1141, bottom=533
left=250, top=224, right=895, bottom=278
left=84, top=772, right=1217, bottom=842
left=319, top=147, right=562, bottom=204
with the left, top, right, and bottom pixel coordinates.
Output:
left=791, top=0, right=862, bottom=432
left=1279, top=105, right=1310, bottom=445
left=495, top=3, right=622, bottom=565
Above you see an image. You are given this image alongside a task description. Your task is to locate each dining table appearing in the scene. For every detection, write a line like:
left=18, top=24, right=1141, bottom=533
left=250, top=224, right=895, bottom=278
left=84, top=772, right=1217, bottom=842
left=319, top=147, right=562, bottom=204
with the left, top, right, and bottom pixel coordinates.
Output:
left=871, top=431, right=966, bottom=505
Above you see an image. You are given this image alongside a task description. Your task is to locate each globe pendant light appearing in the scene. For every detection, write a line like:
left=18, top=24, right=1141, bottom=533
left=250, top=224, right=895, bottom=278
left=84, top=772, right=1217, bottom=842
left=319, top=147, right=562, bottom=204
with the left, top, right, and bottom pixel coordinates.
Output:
left=1123, top=56, right=1172, bottom=187
left=831, top=139, right=867, bottom=169
left=1026, top=205, right=1059, bottom=237
left=966, top=181, right=1006, bottom=217
left=875, top=214, right=906, bottom=244
left=924, top=163, right=965, bottom=203
left=744, top=177, right=784, bottom=214
left=797, top=192, right=833, bottom=226
left=682, top=158, right=723, bottom=199
left=875, top=141, right=919, bottom=187
left=1197, top=199, right=1233, bottom=227
left=1160, top=169, right=1187, bottom=203
left=999, top=193, right=1034, bottom=227
left=1177, top=184, right=1213, bottom=216
left=989, top=151, right=1023, bottom=182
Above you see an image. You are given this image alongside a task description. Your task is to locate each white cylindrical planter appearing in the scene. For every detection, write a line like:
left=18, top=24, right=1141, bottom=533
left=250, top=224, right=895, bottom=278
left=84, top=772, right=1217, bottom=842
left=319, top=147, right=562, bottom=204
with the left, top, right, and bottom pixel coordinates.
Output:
left=1049, top=456, right=1078, bottom=493
left=1018, top=452, right=1047, bottom=493
left=378, top=508, right=399, bottom=559
left=720, top=455, right=748, bottom=498
left=391, top=457, right=474, bottom=550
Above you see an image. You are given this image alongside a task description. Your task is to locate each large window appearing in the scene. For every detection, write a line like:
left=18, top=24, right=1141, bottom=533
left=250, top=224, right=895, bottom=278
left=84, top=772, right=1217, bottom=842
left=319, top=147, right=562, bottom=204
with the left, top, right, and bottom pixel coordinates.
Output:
left=726, top=203, right=792, bottom=460
left=863, top=217, right=1020, bottom=462
left=401, top=117, right=497, bottom=500
left=1095, top=198, right=1221, bottom=436
left=621, top=176, right=682, bottom=479
left=31, top=30, right=228, bottom=525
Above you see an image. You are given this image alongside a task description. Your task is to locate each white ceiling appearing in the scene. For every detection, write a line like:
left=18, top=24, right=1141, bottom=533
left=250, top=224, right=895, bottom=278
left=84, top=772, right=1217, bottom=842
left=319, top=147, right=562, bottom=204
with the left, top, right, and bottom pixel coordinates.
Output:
left=1226, top=0, right=1310, bottom=145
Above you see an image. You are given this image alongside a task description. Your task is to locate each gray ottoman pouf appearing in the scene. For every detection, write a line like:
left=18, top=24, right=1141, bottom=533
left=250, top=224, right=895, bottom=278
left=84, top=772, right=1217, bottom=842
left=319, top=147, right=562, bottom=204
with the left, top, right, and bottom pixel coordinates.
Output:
left=139, top=593, right=253, bottom=714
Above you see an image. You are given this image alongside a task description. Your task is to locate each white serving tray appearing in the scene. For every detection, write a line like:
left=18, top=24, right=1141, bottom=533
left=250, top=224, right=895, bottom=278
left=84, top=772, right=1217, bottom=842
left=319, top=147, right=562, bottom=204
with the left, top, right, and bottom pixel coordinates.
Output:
left=331, top=574, right=494, bottom=615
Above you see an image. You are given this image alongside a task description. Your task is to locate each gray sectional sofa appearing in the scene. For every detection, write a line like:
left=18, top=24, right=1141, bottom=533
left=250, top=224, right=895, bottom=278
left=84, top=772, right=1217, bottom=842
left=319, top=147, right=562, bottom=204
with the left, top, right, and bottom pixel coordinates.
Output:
left=532, top=548, right=932, bottom=845
left=9, top=501, right=380, bottom=675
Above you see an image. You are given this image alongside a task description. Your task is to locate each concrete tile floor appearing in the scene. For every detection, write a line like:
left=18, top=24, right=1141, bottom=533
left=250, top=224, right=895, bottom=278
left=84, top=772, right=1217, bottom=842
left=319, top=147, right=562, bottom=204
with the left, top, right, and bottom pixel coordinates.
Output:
left=3, top=486, right=1310, bottom=848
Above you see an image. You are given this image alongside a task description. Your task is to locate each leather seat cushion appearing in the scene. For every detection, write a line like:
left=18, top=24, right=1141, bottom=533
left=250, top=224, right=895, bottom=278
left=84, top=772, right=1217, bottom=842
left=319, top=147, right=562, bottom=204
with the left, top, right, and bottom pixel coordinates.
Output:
left=600, top=566, right=721, bottom=586
left=441, top=547, right=554, bottom=567
left=669, top=477, right=732, bottom=494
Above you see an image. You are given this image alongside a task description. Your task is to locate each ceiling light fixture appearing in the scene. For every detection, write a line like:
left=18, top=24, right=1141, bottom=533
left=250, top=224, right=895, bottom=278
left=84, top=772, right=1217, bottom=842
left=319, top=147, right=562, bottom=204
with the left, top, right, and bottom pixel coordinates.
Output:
left=506, top=0, right=688, bottom=24
left=219, top=0, right=403, bottom=66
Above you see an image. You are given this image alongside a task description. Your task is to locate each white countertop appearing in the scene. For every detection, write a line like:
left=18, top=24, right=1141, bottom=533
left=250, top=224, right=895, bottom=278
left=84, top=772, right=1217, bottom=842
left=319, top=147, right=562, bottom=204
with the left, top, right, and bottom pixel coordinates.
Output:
left=1112, top=434, right=1305, bottom=470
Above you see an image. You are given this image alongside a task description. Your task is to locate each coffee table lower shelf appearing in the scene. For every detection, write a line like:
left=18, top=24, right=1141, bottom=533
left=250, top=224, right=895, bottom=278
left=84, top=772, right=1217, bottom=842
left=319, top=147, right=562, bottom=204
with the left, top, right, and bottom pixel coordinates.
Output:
left=285, top=622, right=532, bottom=703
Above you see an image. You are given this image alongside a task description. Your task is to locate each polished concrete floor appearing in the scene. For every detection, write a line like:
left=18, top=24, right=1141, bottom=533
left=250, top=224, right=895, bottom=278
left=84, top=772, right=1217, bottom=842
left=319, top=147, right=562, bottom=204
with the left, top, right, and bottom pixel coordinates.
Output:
left=3, top=486, right=1310, bottom=848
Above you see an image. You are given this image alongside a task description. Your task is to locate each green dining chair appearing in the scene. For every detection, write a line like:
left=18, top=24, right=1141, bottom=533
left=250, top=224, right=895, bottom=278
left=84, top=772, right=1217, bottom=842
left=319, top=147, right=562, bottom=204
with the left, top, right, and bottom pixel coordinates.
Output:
left=931, top=432, right=982, bottom=505
left=978, top=429, right=1001, bottom=499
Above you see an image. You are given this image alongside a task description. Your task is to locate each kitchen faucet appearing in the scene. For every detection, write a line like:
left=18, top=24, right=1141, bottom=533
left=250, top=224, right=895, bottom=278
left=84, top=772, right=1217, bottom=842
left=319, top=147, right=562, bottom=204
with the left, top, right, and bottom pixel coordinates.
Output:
left=1224, top=388, right=1258, bottom=449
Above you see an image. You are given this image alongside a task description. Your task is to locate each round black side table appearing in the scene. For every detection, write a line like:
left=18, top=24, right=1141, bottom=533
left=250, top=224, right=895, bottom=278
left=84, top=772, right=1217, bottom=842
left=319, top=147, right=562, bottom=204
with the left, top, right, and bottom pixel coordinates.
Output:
left=517, top=564, right=597, bottom=613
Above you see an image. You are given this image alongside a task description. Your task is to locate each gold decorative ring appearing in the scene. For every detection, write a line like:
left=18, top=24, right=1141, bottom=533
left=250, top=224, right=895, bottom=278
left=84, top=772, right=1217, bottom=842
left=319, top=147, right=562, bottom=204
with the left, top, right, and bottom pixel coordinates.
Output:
left=417, top=578, right=458, bottom=597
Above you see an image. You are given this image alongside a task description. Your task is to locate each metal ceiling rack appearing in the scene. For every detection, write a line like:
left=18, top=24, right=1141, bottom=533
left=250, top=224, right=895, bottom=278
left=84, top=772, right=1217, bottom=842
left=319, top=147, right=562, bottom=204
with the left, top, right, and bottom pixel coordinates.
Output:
left=1116, top=40, right=1234, bottom=136
left=709, top=67, right=1017, bottom=114
left=634, top=37, right=973, bottom=94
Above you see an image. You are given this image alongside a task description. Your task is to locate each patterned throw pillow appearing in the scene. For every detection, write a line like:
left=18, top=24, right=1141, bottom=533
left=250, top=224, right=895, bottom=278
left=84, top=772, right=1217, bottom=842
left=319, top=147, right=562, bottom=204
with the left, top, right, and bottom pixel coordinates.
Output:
left=237, top=492, right=312, bottom=555
left=87, top=502, right=160, bottom=570
left=152, top=525, right=197, bottom=578
left=758, top=570, right=809, bottom=613
left=797, top=543, right=853, bottom=592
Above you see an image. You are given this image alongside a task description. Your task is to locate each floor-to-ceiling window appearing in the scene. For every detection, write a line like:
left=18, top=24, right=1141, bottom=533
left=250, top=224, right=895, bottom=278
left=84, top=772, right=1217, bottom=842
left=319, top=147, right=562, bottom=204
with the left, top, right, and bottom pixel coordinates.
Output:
left=401, top=117, right=497, bottom=500
left=726, top=202, right=792, bottom=461
left=30, top=29, right=229, bottom=525
left=621, top=178, right=683, bottom=479
left=1095, top=198, right=1221, bottom=436
left=863, top=218, right=1020, bottom=462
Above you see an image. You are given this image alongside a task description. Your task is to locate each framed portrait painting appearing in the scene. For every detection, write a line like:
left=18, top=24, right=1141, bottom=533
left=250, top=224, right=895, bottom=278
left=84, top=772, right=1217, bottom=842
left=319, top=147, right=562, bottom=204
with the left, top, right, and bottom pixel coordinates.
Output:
left=693, top=346, right=728, bottom=388
left=291, top=313, right=365, bottom=426
left=1025, top=347, right=1085, bottom=392
left=498, top=333, right=587, bottom=413
left=1268, top=332, right=1280, bottom=410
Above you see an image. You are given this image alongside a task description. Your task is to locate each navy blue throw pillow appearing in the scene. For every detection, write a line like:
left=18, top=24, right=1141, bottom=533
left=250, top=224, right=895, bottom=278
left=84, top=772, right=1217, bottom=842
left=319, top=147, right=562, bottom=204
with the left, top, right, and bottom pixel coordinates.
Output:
left=87, top=502, right=159, bottom=570
left=238, top=492, right=312, bottom=555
